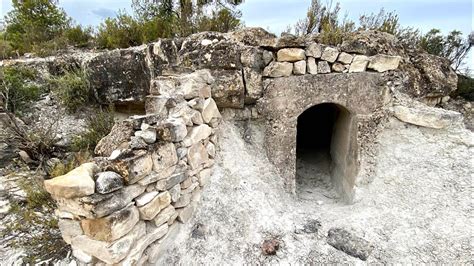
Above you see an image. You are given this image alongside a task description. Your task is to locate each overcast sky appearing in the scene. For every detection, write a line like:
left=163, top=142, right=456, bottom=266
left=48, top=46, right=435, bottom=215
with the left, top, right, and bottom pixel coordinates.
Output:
left=1, top=0, right=473, bottom=69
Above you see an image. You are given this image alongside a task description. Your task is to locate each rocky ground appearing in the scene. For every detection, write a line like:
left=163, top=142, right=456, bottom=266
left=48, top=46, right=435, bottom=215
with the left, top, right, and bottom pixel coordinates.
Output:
left=153, top=118, right=472, bottom=264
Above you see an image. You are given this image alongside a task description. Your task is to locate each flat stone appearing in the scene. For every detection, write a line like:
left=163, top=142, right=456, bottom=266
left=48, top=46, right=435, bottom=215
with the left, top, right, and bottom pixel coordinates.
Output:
left=137, top=165, right=176, bottom=186
left=174, top=193, right=192, bottom=208
left=72, top=248, right=93, bottom=264
left=182, top=124, right=212, bottom=147
left=307, top=57, right=318, bottom=74
left=115, top=152, right=154, bottom=185
left=157, top=118, right=187, bottom=142
left=317, top=61, right=331, bottom=74
left=277, top=48, right=305, bottom=62
left=181, top=182, right=198, bottom=195
left=81, top=204, right=139, bottom=242
left=305, top=43, right=322, bottom=58
left=187, top=143, right=209, bottom=170
left=118, top=224, right=168, bottom=265
left=144, top=95, right=173, bottom=116
left=71, top=221, right=146, bottom=265
left=153, top=205, right=177, bottom=226
left=327, top=228, right=374, bottom=261
left=321, top=47, right=339, bottom=63
left=95, top=121, right=134, bottom=157
left=135, top=191, right=159, bottom=207
left=44, top=162, right=98, bottom=199
left=158, top=172, right=188, bottom=191
left=368, top=54, right=402, bottom=72
left=337, top=52, right=353, bottom=64
left=152, top=143, right=178, bottom=173
left=263, top=62, right=293, bottom=78
left=95, top=171, right=124, bottom=194
left=129, top=136, right=148, bottom=150
left=349, top=55, right=369, bottom=73
left=392, top=105, right=462, bottom=129
left=197, top=168, right=212, bottom=187
left=180, top=177, right=193, bottom=189
left=177, top=70, right=213, bottom=100
left=138, top=191, right=171, bottom=220
left=201, top=98, right=221, bottom=124
left=58, top=219, right=83, bottom=244
left=293, top=60, right=306, bottom=75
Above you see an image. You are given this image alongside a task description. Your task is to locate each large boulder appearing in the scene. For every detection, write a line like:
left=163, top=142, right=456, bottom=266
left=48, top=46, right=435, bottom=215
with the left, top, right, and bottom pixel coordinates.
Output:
left=340, top=30, right=406, bottom=56
left=86, top=47, right=150, bottom=105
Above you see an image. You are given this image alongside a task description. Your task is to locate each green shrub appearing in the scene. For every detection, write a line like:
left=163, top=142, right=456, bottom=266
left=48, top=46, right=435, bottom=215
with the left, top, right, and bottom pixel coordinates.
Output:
left=96, top=12, right=143, bottom=49
left=49, top=150, right=91, bottom=177
left=72, top=106, right=115, bottom=153
left=452, top=74, right=474, bottom=101
left=49, top=70, right=91, bottom=112
left=64, top=25, right=94, bottom=48
left=0, top=66, right=43, bottom=114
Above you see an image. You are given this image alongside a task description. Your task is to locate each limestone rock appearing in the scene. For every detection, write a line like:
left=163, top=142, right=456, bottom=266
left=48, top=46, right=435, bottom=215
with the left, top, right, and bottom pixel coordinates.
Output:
left=150, top=77, right=177, bottom=96
left=201, top=98, right=221, bottom=124
left=243, top=68, right=264, bottom=104
left=58, top=219, right=83, bottom=244
left=134, top=129, right=156, bottom=144
left=262, top=50, right=274, bottom=66
left=178, top=70, right=213, bottom=100
left=153, top=205, right=177, bottom=226
left=138, top=191, right=171, bottom=220
left=174, top=193, right=192, bottom=208
left=156, top=172, right=188, bottom=191
left=368, top=54, right=402, bottom=72
left=263, top=62, right=293, bottom=77
left=135, top=191, right=159, bottom=207
left=72, top=248, right=93, bottom=264
left=277, top=48, right=306, bottom=62
left=157, top=118, right=187, bottom=142
left=169, top=184, right=181, bottom=203
left=392, top=105, right=462, bottom=129
left=197, top=168, right=212, bottom=187
left=327, top=228, right=374, bottom=261
left=144, top=95, right=174, bottom=116
left=337, top=52, right=354, bottom=64
left=177, top=203, right=196, bottom=223
left=71, top=221, right=146, bottom=264
left=182, top=124, right=212, bottom=147
left=206, top=142, right=216, bottom=158
left=317, top=61, right=331, bottom=74
left=228, top=27, right=277, bottom=47
left=307, top=57, right=318, bottom=74
left=321, top=47, right=339, bottom=63
left=210, top=69, right=245, bottom=108
left=129, top=136, right=148, bottom=150
left=95, top=121, right=134, bottom=157
left=187, top=143, right=209, bottom=170
left=118, top=224, right=169, bottom=265
left=109, top=151, right=153, bottom=184
left=240, top=47, right=265, bottom=69
left=137, top=165, right=176, bottom=186
left=45, top=163, right=98, bottom=199
left=332, top=63, right=345, bottom=73
left=81, top=204, right=139, bottom=242
left=95, top=171, right=124, bottom=194
left=349, top=55, right=369, bottom=73
left=305, top=43, right=322, bottom=58
left=293, top=60, right=306, bottom=75
left=152, top=143, right=178, bottom=173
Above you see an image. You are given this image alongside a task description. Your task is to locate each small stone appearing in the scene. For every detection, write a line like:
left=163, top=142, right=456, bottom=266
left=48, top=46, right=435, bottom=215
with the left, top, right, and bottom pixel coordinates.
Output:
left=327, top=228, right=374, bottom=261
left=201, top=98, right=221, bottom=124
left=152, top=143, right=178, bottom=173
left=119, top=223, right=168, bottom=265
left=176, top=147, right=188, bottom=160
left=169, top=184, right=181, bottom=203
left=58, top=219, right=83, bottom=244
left=367, top=54, right=402, bottom=72
left=81, top=204, right=140, bottom=242
left=134, top=129, right=156, bottom=144
left=349, top=55, right=369, bottom=73
left=262, top=50, right=274, bottom=65
left=277, top=48, right=306, bottom=62
left=153, top=205, right=177, bottom=227
left=137, top=165, right=176, bottom=186
left=72, top=248, right=93, bottom=264
left=321, top=47, right=339, bottom=63
left=95, top=171, right=124, bottom=194
left=206, top=142, right=216, bottom=158
left=130, top=136, right=148, bottom=150
left=135, top=191, right=159, bottom=207
left=181, top=182, right=198, bottom=195
left=18, top=150, right=33, bottom=164
left=109, top=149, right=121, bottom=160
left=307, top=57, right=318, bottom=74
left=177, top=203, right=195, bottom=223
left=305, top=43, right=322, bottom=58
left=263, top=62, right=293, bottom=77
left=174, top=193, right=192, bottom=208
left=261, top=239, right=280, bottom=255
left=332, top=62, right=345, bottom=73
left=180, top=177, right=193, bottom=190
left=187, top=143, right=209, bottom=170
left=44, top=163, right=98, bottom=199
left=138, top=191, right=171, bottom=220
left=182, top=124, right=212, bottom=147
left=157, top=118, right=187, bottom=142
left=337, top=52, right=353, bottom=64
left=178, top=70, right=213, bottom=100
left=317, top=61, right=331, bottom=74
left=293, top=60, right=306, bottom=75
left=188, top=98, right=205, bottom=111
left=197, top=168, right=211, bottom=187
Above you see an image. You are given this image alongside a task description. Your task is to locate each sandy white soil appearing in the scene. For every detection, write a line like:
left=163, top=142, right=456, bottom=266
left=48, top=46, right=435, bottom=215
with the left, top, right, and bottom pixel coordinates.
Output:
left=154, top=118, right=473, bottom=264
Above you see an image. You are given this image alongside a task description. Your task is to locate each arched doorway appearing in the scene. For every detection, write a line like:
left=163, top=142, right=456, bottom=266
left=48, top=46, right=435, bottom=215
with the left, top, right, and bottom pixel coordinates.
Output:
left=296, top=103, right=357, bottom=201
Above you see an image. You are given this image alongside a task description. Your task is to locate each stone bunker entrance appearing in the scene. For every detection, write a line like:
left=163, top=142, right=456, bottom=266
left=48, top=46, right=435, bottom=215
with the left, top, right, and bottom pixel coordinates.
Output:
left=296, top=103, right=353, bottom=200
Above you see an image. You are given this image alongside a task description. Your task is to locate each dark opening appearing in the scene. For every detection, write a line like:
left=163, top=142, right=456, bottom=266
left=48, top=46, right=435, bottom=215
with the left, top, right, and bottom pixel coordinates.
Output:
left=296, top=103, right=341, bottom=200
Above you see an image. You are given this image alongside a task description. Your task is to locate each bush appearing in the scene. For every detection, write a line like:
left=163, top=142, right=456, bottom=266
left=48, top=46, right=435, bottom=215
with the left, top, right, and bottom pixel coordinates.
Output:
left=96, top=12, right=144, bottom=49
left=452, top=74, right=474, bottom=101
left=48, top=69, right=91, bottom=112
left=0, top=66, right=43, bottom=114
left=72, top=106, right=115, bottom=153
left=64, top=25, right=94, bottom=48
left=49, top=150, right=91, bottom=177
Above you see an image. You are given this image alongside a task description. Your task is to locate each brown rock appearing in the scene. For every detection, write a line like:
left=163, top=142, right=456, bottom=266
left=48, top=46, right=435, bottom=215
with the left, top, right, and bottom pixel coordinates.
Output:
left=261, top=239, right=280, bottom=255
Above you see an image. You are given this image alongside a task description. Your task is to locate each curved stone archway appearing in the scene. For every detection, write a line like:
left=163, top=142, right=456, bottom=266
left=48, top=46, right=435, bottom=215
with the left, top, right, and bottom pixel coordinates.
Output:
left=296, top=103, right=358, bottom=202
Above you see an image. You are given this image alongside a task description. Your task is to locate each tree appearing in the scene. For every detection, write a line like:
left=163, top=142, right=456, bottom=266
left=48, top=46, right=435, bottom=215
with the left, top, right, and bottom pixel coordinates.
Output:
left=4, top=0, right=71, bottom=54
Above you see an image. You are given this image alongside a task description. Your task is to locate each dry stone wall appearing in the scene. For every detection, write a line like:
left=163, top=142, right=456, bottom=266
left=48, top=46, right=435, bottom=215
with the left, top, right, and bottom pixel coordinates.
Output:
left=20, top=27, right=459, bottom=264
